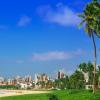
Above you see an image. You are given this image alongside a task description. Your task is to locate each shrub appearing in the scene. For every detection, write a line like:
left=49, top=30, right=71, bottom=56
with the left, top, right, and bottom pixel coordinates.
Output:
left=48, top=94, right=58, bottom=100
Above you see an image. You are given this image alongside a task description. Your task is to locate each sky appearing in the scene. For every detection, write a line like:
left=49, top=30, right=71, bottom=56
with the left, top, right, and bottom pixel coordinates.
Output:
left=0, top=0, right=100, bottom=78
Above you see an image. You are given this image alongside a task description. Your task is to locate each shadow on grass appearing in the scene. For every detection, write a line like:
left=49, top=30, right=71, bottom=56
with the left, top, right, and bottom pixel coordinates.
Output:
left=48, top=94, right=59, bottom=100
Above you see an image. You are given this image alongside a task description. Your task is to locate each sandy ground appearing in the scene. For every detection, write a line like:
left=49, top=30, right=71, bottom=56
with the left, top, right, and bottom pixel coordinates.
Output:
left=0, top=90, right=50, bottom=97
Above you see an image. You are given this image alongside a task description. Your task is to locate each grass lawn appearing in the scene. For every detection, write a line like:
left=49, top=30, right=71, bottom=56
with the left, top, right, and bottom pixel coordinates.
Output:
left=0, top=90, right=100, bottom=100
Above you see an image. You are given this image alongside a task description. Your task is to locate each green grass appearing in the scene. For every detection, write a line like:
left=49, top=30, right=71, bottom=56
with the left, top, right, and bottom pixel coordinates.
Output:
left=0, top=90, right=100, bottom=100
left=0, top=94, right=48, bottom=100
left=53, top=90, right=100, bottom=100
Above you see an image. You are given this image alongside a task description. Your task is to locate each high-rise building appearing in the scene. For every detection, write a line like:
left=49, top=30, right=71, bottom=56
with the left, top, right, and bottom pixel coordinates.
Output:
left=35, top=73, right=49, bottom=84
left=57, top=70, right=65, bottom=79
left=25, top=75, right=32, bottom=82
left=58, top=71, right=60, bottom=79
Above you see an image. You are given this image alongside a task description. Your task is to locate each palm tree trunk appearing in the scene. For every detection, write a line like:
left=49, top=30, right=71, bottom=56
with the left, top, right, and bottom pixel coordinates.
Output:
left=92, top=34, right=97, bottom=94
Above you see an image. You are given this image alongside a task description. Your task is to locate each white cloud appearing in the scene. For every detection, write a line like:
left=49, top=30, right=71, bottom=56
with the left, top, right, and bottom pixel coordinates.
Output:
left=17, top=16, right=31, bottom=27
left=37, top=3, right=80, bottom=26
left=32, top=49, right=84, bottom=61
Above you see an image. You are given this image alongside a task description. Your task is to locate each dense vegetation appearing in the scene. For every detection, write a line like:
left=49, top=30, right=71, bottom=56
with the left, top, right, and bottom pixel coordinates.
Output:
left=0, top=62, right=100, bottom=90
left=53, top=62, right=100, bottom=90
left=0, top=85, right=19, bottom=90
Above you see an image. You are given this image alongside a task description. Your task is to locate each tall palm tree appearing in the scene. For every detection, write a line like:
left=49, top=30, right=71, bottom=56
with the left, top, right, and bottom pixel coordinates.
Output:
left=79, top=0, right=100, bottom=94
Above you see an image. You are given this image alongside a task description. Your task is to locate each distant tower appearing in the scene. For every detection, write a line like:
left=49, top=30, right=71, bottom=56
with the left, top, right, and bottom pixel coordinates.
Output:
left=61, top=72, right=64, bottom=78
left=58, top=71, right=60, bottom=79
left=58, top=70, right=65, bottom=79
left=35, top=74, right=38, bottom=84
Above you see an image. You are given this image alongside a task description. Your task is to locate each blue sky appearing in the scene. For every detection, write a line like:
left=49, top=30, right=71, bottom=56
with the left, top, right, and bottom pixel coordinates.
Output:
left=0, top=0, right=99, bottom=78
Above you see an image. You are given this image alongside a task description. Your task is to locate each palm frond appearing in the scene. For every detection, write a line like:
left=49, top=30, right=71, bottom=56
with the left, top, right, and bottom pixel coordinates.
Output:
left=85, top=24, right=93, bottom=37
left=78, top=20, right=85, bottom=29
left=78, top=14, right=85, bottom=18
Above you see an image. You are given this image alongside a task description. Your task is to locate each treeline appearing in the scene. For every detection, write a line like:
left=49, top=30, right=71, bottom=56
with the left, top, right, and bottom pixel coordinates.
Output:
left=53, top=62, right=100, bottom=90
left=0, top=85, right=19, bottom=89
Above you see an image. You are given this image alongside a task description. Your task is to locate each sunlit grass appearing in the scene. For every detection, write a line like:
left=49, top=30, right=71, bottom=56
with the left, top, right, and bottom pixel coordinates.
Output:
left=0, top=90, right=100, bottom=100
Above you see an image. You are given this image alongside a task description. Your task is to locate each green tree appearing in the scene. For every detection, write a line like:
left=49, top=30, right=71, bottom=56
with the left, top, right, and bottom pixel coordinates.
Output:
left=69, top=71, right=85, bottom=89
left=59, top=76, right=69, bottom=89
left=79, top=62, right=94, bottom=85
left=46, top=80, right=53, bottom=88
left=98, top=66, right=100, bottom=71
left=79, top=0, right=100, bottom=94
left=79, top=62, right=88, bottom=73
left=96, top=66, right=100, bottom=88
left=54, top=75, right=69, bottom=89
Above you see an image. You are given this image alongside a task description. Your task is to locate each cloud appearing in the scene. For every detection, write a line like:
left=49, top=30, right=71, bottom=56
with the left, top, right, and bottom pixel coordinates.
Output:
left=31, top=49, right=84, bottom=61
left=17, top=16, right=31, bottom=27
left=37, top=3, right=80, bottom=26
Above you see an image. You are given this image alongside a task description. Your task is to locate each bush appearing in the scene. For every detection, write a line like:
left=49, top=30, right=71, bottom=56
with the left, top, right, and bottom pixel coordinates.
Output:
left=88, top=89, right=93, bottom=93
left=48, top=94, right=58, bottom=100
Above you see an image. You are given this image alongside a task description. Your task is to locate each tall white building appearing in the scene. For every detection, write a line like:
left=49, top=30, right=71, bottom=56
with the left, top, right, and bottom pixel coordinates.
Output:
left=25, top=75, right=32, bottom=82
left=35, top=73, right=49, bottom=84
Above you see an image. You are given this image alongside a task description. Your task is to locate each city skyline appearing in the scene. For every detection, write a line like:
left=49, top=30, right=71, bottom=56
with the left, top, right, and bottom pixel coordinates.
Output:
left=0, top=0, right=100, bottom=77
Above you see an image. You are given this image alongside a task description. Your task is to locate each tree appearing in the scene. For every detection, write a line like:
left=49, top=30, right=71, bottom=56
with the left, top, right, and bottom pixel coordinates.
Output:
left=54, top=75, right=69, bottom=89
left=46, top=80, right=53, bottom=88
left=60, top=76, right=69, bottom=89
left=79, top=62, right=94, bottom=85
left=69, top=70, right=85, bottom=89
left=98, top=66, right=100, bottom=71
left=79, top=0, right=100, bottom=94
left=96, top=66, right=100, bottom=88
left=79, top=62, right=88, bottom=73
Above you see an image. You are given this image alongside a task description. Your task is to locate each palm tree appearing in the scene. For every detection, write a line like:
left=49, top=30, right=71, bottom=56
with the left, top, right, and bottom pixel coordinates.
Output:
left=79, top=0, right=100, bottom=94
left=79, top=62, right=94, bottom=85
left=79, top=62, right=87, bottom=73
